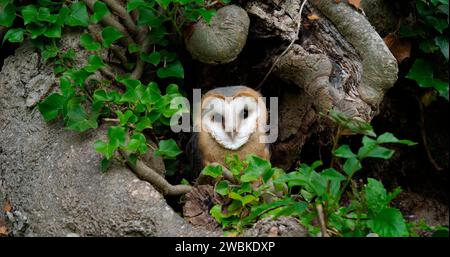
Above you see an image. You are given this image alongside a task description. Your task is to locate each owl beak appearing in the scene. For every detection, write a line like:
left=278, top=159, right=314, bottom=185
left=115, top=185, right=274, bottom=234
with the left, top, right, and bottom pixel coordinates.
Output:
left=226, top=130, right=237, bottom=140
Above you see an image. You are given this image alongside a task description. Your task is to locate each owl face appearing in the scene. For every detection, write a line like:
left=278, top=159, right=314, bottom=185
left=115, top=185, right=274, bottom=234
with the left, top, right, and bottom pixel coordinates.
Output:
left=200, top=87, right=267, bottom=150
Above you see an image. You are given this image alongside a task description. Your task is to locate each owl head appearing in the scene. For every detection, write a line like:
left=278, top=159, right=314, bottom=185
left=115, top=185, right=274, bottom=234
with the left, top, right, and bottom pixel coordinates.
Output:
left=198, top=86, right=267, bottom=150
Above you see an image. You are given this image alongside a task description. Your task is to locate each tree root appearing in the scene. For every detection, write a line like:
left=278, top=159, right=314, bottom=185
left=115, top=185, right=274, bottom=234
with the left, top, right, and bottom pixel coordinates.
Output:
left=103, top=0, right=139, bottom=36
left=120, top=150, right=192, bottom=196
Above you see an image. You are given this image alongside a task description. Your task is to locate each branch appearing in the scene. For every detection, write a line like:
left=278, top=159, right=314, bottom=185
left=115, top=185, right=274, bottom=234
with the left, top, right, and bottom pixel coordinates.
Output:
left=120, top=150, right=192, bottom=196
left=83, top=0, right=135, bottom=47
left=102, top=0, right=139, bottom=36
left=257, top=0, right=308, bottom=89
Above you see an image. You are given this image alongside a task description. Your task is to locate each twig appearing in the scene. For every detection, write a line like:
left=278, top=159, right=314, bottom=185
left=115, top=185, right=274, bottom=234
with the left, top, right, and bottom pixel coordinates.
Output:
left=316, top=203, right=329, bottom=237
left=257, top=0, right=308, bottom=89
left=103, top=0, right=139, bottom=36
left=120, top=150, right=192, bottom=196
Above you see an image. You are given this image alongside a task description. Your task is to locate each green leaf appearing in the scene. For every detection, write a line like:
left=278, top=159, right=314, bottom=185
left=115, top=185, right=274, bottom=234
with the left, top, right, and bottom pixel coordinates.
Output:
left=26, top=23, right=46, bottom=39
left=202, top=165, right=223, bottom=178
left=156, top=0, right=172, bottom=9
left=154, top=139, right=182, bottom=158
left=21, top=5, right=38, bottom=25
left=116, top=110, right=137, bottom=126
left=342, top=157, right=362, bottom=176
left=80, top=33, right=101, bottom=51
left=140, top=51, right=161, bottom=66
left=65, top=2, right=89, bottom=27
left=198, top=8, right=216, bottom=23
left=84, top=55, right=105, bottom=72
left=91, top=0, right=110, bottom=23
left=101, top=26, right=124, bottom=48
left=435, top=36, right=449, bottom=61
left=41, top=43, right=59, bottom=60
left=215, top=180, right=229, bottom=196
left=127, top=0, right=152, bottom=12
left=406, top=59, right=434, bottom=87
left=3, top=28, right=24, bottom=43
left=137, top=7, right=164, bottom=26
left=43, top=24, right=62, bottom=38
left=321, top=168, right=346, bottom=182
left=60, top=76, right=75, bottom=96
left=128, top=43, right=140, bottom=53
left=367, top=208, right=409, bottom=237
left=135, top=116, right=152, bottom=131
left=365, top=178, right=388, bottom=213
left=157, top=60, right=184, bottom=79
left=107, top=126, right=126, bottom=148
left=377, top=133, right=417, bottom=146
left=210, top=205, right=223, bottom=223
left=94, top=140, right=116, bottom=160
left=241, top=195, right=257, bottom=206
left=0, top=1, right=15, bottom=27
left=37, top=7, right=57, bottom=23
left=100, top=157, right=110, bottom=172
left=38, top=93, right=66, bottom=121
left=63, top=97, right=98, bottom=132
left=334, top=145, right=356, bottom=158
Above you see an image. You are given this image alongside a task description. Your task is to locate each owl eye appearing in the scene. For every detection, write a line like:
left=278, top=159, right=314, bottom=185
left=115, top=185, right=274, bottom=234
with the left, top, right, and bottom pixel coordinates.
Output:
left=241, top=108, right=249, bottom=119
left=211, top=113, right=224, bottom=123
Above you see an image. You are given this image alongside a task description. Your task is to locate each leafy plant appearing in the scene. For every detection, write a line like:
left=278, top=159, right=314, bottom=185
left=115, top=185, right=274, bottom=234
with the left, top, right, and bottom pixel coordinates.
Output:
left=401, top=0, right=449, bottom=100
left=203, top=110, right=419, bottom=236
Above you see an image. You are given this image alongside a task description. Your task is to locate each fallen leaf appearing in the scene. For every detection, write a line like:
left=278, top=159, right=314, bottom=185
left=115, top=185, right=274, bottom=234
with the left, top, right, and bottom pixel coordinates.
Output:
left=334, top=0, right=341, bottom=3
left=384, top=33, right=412, bottom=63
left=348, top=0, right=361, bottom=9
left=3, top=200, right=12, bottom=212
left=308, top=14, right=320, bottom=21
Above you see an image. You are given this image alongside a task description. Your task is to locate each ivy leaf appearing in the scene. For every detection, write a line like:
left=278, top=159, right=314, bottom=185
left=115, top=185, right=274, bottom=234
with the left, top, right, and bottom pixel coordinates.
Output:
left=367, top=208, right=409, bottom=237
left=127, top=0, right=152, bottom=12
left=80, top=33, right=101, bottom=51
left=201, top=165, right=223, bottom=178
left=128, top=43, right=140, bottom=53
left=65, top=2, right=89, bottom=27
left=91, top=0, right=110, bottom=23
left=63, top=97, right=98, bottom=132
left=0, top=1, right=15, bottom=27
left=435, top=36, right=449, bottom=61
left=21, top=5, right=38, bottom=25
left=94, top=140, right=116, bottom=160
left=154, top=139, right=182, bottom=159
left=43, top=24, right=62, bottom=38
left=156, top=0, right=172, bottom=9
left=157, top=60, right=184, bottom=79
left=101, top=26, right=124, bottom=48
left=107, top=126, right=126, bottom=148
left=38, top=93, right=66, bottom=121
left=100, top=157, right=110, bottom=172
left=215, top=180, right=229, bottom=196
left=140, top=51, right=161, bottom=66
left=198, top=8, right=216, bottom=23
left=3, top=28, right=24, bottom=43
left=84, top=55, right=105, bottom=73
left=37, top=7, right=57, bottom=23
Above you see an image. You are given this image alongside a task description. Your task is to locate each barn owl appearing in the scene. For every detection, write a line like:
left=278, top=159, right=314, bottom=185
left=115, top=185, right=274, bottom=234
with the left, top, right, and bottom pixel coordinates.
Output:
left=188, top=86, right=270, bottom=175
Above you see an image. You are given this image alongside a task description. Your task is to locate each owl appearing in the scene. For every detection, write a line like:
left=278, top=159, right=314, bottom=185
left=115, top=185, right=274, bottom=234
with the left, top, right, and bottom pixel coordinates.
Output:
left=188, top=86, right=270, bottom=177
